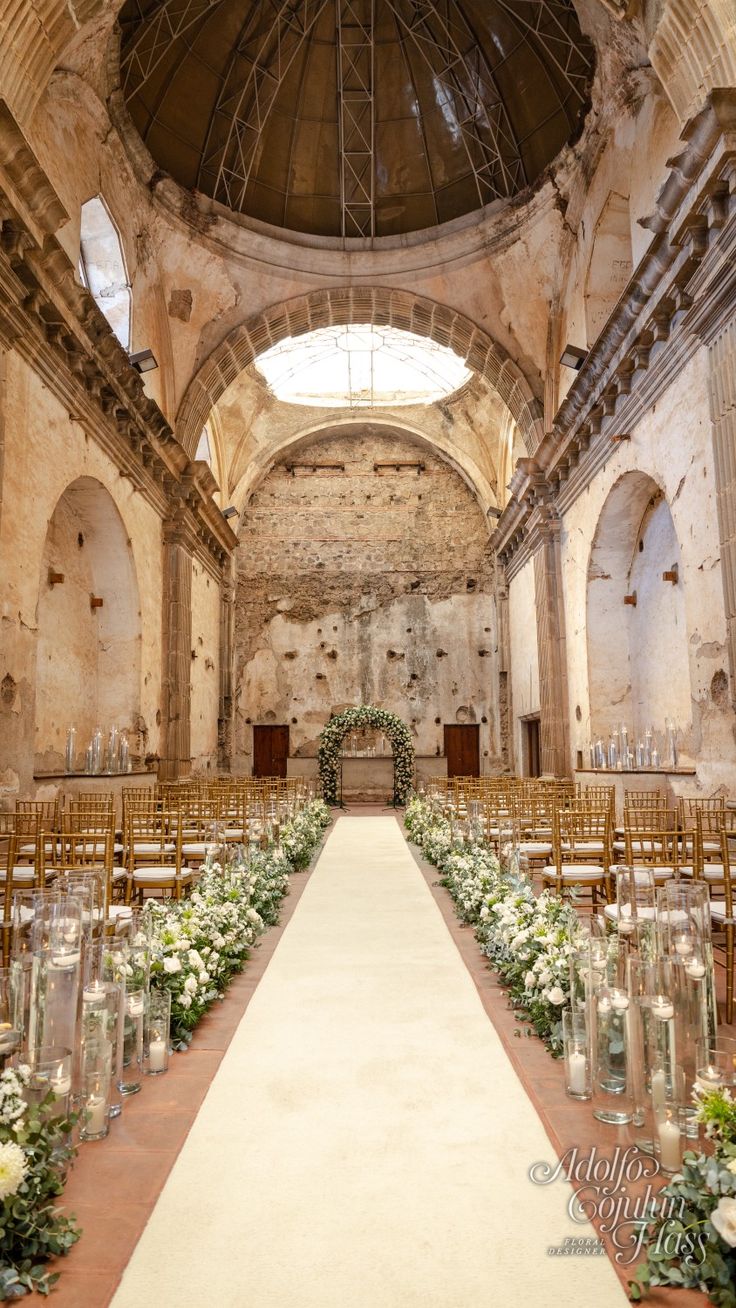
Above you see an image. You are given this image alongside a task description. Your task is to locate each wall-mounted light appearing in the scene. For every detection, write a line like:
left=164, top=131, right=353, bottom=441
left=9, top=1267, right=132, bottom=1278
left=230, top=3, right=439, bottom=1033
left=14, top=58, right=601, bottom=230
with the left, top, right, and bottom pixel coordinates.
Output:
left=129, top=348, right=158, bottom=374
left=560, top=344, right=587, bottom=371
left=487, top=507, right=501, bottom=520
left=222, top=506, right=239, bottom=520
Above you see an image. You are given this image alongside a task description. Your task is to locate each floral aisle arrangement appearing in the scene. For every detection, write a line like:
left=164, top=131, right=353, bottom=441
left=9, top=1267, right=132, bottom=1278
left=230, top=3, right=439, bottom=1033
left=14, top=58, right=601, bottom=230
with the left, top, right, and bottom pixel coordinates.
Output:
left=631, top=1088, right=736, bottom=1305
left=405, top=797, right=581, bottom=1055
left=146, top=799, right=331, bottom=1045
left=317, top=706, right=415, bottom=806
left=0, top=1066, right=80, bottom=1300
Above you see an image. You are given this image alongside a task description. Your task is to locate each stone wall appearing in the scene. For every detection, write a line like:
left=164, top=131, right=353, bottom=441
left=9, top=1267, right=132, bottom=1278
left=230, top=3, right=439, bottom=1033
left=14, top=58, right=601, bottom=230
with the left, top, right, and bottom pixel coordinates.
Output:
left=234, top=429, right=500, bottom=770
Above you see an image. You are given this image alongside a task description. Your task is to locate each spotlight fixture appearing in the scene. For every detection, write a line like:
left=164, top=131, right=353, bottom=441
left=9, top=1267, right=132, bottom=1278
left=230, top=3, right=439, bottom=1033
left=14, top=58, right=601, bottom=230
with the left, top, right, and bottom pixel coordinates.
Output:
left=222, top=506, right=239, bottom=520
left=487, top=506, right=502, bottom=521
left=129, top=348, right=158, bottom=374
left=560, top=344, right=587, bottom=371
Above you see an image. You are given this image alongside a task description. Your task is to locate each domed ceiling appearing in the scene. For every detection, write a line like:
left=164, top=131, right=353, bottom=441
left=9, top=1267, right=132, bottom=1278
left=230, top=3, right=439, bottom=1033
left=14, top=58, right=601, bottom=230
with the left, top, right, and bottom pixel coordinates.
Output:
left=119, top=0, right=595, bottom=240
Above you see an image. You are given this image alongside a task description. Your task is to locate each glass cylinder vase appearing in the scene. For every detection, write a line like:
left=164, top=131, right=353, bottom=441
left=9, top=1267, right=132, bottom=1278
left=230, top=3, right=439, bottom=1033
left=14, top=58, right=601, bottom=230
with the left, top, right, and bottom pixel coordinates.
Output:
left=145, top=988, right=171, bottom=1076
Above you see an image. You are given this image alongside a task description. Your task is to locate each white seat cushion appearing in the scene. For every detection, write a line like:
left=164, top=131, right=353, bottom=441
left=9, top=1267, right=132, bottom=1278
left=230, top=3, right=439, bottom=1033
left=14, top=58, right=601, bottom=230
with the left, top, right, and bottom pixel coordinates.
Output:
left=133, top=841, right=176, bottom=853
left=112, top=868, right=127, bottom=882
left=543, top=864, right=605, bottom=881
left=561, top=841, right=606, bottom=855
left=0, top=866, right=39, bottom=883
left=710, top=901, right=736, bottom=924
left=604, top=903, right=657, bottom=923
left=133, top=865, right=193, bottom=883
left=519, top=841, right=552, bottom=856
left=182, top=843, right=211, bottom=858
left=107, top=904, right=133, bottom=920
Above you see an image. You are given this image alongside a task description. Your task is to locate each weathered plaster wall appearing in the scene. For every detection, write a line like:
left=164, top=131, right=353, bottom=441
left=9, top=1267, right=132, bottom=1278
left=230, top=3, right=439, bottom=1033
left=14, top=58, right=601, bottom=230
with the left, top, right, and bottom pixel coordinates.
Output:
left=234, top=429, right=499, bottom=771
left=0, top=352, right=164, bottom=797
left=559, top=348, right=733, bottom=794
left=508, top=558, right=541, bottom=773
left=190, top=558, right=221, bottom=773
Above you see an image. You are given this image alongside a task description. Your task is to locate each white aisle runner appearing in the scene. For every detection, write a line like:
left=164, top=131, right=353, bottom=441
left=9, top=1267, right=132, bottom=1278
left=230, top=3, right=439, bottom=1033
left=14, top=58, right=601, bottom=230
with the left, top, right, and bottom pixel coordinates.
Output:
left=112, top=816, right=627, bottom=1308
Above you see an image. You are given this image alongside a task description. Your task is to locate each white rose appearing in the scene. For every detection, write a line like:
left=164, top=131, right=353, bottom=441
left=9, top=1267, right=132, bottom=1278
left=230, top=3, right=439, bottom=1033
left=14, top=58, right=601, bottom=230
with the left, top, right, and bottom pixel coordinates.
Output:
left=184, top=975, right=198, bottom=995
left=712, top=1196, right=736, bottom=1246
left=163, top=956, right=181, bottom=974
left=180, top=994, right=192, bottom=1010
left=547, top=986, right=566, bottom=1006
left=727, top=1159, right=736, bottom=1176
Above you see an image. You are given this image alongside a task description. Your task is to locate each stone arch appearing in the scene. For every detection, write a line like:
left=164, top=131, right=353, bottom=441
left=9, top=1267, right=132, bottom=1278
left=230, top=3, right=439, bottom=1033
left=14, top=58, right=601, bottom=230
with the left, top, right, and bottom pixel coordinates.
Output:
left=230, top=417, right=499, bottom=521
left=586, top=471, right=690, bottom=750
left=34, top=476, right=142, bottom=772
left=649, top=0, right=736, bottom=123
left=175, top=288, right=544, bottom=458
left=584, top=191, right=633, bottom=348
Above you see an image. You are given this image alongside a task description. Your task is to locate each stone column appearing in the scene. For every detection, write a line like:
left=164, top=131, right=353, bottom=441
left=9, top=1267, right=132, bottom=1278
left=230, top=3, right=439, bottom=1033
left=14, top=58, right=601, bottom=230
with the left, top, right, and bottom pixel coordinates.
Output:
left=707, top=315, right=736, bottom=708
left=496, top=580, right=513, bottom=771
left=218, top=569, right=235, bottom=771
left=160, top=515, right=193, bottom=780
left=533, top=512, right=571, bottom=777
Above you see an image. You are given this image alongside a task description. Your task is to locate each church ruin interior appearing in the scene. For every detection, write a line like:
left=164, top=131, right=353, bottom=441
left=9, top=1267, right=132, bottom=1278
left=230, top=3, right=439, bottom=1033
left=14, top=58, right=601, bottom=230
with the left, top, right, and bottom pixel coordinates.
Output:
left=1, top=0, right=736, bottom=1303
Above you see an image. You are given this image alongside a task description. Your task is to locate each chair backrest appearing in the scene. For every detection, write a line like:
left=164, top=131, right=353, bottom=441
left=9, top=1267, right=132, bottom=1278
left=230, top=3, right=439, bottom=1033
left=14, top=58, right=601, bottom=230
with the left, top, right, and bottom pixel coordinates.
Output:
left=623, top=788, right=667, bottom=809
left=624, top=828, right=681, bottom=868
left=624, top=807, right=677, bottom=832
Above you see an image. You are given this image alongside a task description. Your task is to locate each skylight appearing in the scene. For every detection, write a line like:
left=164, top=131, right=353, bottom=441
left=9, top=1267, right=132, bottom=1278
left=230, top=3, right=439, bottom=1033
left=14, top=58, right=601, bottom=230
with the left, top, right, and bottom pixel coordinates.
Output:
left=254, top=324, right=472, bottom=408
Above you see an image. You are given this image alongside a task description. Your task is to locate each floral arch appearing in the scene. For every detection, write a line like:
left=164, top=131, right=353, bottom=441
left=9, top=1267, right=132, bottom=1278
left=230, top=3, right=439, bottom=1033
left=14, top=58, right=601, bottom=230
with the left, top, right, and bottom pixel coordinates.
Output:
left=318, top=706, right=415, bottom=806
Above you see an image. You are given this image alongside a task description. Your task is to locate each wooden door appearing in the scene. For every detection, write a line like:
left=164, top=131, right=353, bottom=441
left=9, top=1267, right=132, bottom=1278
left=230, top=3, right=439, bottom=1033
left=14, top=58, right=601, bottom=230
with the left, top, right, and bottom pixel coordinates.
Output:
left=443, top=724, right=480, bottom=777
left=524, top=717, right=541, bottom=777
left=252, top=725, right=290, bottom=778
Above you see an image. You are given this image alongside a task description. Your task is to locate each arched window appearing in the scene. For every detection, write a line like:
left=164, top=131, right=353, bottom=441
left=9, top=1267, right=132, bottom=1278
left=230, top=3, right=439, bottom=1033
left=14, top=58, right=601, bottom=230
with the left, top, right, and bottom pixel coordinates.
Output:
left=79, top=196, right=132, bottom=349
left=196, top=427, right=212, bottom=463
left=584, top=192, right=633, bottom=348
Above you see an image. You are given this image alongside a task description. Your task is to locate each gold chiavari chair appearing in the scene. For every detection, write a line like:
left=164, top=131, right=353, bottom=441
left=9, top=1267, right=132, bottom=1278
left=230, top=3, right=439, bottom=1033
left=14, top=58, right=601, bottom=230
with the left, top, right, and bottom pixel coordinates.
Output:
left=623, top=828, right=681, bottom=886
left=711, top=821, right=736, bottom=1022
left=0, top=824, right=20, bottom=964
left=542, top=807, right=611, bottom=904
left=125, top=809, right=193, bottom=904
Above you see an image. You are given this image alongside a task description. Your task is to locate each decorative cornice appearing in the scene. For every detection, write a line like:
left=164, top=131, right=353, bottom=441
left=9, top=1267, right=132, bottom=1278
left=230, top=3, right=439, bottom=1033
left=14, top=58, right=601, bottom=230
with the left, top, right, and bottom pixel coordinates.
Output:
left=495, top=89, right=736, bottom=581
left=0, top=101, right=237, bottom=579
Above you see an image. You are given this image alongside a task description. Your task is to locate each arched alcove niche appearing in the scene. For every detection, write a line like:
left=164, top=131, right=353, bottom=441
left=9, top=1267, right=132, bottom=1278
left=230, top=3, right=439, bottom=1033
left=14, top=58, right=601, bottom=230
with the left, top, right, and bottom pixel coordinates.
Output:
left=586, top=472, right=691, bottom=746
left=34, top=478, right=142, bottom=772
left=584, top=191, right=633, bottom=348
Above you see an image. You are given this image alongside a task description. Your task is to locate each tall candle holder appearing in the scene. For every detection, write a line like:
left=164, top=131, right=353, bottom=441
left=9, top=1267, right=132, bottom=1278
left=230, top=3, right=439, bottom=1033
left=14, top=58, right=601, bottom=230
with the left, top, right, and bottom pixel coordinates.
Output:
left=592, top=982, right=635, bottom=1125
left=563, top=1008, right=591, bottom=1100
left=79, top=979, right=116, bottom=1141
left=65, top=727, right=76, bottom=773
left=145, top=989, right=171, bottom=1077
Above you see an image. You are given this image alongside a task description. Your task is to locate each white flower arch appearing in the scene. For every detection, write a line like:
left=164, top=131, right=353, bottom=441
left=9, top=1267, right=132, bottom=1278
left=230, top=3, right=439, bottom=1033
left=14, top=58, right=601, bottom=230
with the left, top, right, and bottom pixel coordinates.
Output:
left=318, top=706, right=415, bottom=806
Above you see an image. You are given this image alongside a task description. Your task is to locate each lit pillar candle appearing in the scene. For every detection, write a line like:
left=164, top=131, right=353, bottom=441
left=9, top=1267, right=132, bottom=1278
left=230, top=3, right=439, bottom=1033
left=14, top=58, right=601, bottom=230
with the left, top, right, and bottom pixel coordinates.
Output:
left=566, top=1050, right=587, bottom=1096
left=651, top=1068, right=667, bottom=1113
left=657, top=1117, right=682, bottom=1172
left=148, top=1039, right=167, bottom=1073
left=85, top=1095, right=107, bottom=1136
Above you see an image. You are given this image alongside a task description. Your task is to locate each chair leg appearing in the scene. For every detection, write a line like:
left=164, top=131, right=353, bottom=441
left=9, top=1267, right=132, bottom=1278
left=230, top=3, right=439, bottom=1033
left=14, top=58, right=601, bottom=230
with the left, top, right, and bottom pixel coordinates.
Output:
left=727, top=925, right=734, bottom=1025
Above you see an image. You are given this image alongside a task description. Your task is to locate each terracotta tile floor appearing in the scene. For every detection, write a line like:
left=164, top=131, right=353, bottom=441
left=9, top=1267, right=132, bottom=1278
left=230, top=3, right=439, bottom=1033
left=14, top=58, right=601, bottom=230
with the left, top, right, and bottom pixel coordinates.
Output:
left=41, top=839, right=327, bottom=1308
left=407, top=826, right=730, bottom=1308
left=38, top=815, right=725, bottom=1306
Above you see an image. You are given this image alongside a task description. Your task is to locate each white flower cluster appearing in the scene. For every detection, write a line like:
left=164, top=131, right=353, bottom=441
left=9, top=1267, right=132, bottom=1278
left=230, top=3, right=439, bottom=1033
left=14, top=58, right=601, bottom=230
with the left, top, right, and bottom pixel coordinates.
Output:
left=406, top=798, right=581, bottom=1055
left=146, top=800, right=330, bottom=1043
left=0, top=1065, right=30, bottom=1130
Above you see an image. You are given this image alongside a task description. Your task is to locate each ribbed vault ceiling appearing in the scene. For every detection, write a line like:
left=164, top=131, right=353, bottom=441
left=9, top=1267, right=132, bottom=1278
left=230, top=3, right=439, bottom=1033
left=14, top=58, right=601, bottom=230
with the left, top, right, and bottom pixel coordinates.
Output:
left=119, top=0, right=595, bottom=239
